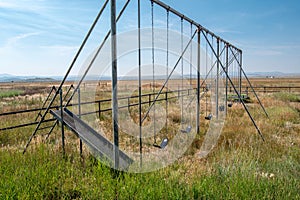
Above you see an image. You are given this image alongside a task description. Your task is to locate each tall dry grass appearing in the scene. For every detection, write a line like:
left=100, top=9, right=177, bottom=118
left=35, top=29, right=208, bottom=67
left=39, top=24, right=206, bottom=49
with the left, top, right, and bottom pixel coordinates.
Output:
left=0, top=80, right=299, bottom=199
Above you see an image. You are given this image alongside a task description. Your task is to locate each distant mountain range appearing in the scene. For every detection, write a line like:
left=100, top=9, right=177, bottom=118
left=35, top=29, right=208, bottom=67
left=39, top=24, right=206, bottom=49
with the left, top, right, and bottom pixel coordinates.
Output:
left=0, top=73, right=56, bottom=83
left=0, top=71, right=299, bottom=83
left=246, top=71, right=300, bottom=78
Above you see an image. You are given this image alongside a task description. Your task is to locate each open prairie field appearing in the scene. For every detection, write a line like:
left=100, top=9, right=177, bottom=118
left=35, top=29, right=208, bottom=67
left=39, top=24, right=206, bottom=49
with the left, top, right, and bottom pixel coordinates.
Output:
left=0, top=78, right=299, bottom=199
left=248, top=77, right=300, bottom=87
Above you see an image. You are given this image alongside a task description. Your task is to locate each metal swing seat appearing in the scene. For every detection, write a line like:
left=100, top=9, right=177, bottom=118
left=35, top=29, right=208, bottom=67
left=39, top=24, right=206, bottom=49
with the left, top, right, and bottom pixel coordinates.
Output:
left=205, top=113, right=213, bottom=120
left=153, top=138, right=168, bottom=149
left=181, top=125, right=192, bottom=133
left=219, top=105, right=225, bottom=112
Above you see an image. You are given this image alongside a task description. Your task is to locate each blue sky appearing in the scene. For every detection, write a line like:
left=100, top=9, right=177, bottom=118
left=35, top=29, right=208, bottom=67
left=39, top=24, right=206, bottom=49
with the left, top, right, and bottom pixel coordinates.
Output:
left=0, top=0, right=300, bottom=76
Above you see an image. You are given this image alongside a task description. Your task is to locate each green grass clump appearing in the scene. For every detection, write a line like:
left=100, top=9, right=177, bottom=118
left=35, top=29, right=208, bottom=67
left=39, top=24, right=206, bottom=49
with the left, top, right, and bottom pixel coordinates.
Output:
left=0, top=145, right=299, bottom=199
left=0, top=90, right=23, bottom=98
left=274, top=92, right=300, bottom=102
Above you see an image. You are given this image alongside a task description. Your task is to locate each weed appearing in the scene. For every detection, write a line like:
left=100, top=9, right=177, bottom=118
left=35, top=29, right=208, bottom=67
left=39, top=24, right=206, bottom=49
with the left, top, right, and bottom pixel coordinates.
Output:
left=274, top=92, right=300, bottom=102
left=0, top=90, right=23, bottom=98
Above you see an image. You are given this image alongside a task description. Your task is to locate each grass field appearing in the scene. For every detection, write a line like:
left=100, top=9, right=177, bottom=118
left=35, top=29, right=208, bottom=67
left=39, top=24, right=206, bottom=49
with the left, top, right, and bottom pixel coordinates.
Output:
left=0, top=78, right=299, bottom=199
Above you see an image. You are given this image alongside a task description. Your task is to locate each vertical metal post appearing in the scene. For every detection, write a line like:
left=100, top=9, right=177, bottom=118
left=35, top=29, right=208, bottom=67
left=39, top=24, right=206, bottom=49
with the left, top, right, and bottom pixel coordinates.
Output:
left=138, top=0, right=142, bottom=167
left=216, top=38, right=220, bottom=119
left=239, top=51, right=242, bottom=97
left=78, top=87, right=82, bottom=156
left=59, top=88, right=65, bottom=155
left=165, top=91, right=168, bottom=100
left=196, top=29, right=201, bottom=134
left=98, top=101, right=101, bottom=119
left=225, top=43, right=229, bottom=114
left=181, top=18, right=184, bottom=129
left=111, top=0, right=119, bottom=170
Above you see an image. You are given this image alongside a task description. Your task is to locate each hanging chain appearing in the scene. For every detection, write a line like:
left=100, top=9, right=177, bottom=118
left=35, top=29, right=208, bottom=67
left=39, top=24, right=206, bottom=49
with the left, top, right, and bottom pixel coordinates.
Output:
left=165, top=10, right=169, bottom=136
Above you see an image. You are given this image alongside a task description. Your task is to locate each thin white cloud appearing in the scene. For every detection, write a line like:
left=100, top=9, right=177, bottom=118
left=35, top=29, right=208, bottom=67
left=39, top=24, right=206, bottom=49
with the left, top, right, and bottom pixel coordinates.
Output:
left=40, top=45, right=78, bottom=56
left=0, top=32, right=42, bottom=51
left=9, top=32, right=41, bottom=44
left=0, top=0, right=46, bottom=12
left=0, top=2, right=14, bottom=8
left=214, top=28, right=242, bottom=35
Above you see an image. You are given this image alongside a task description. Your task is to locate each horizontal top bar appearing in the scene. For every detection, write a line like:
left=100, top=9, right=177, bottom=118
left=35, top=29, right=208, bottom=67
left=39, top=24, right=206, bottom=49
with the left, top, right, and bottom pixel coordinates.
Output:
left=151, top=0, right=242, bottom=53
